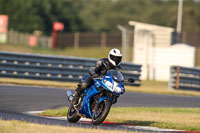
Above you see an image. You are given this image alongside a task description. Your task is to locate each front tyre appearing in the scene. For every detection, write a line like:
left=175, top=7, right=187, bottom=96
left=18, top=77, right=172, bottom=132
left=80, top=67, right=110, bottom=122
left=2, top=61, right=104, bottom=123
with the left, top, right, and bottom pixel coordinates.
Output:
left=67, top=105, right=81, bottom=123
left=92, top=99, right=112, bottom=125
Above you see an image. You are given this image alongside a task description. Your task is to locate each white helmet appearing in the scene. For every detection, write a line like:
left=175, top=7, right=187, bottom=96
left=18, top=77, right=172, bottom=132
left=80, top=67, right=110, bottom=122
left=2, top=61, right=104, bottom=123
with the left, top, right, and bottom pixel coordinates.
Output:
left=108, top=48, right=122, bottom=66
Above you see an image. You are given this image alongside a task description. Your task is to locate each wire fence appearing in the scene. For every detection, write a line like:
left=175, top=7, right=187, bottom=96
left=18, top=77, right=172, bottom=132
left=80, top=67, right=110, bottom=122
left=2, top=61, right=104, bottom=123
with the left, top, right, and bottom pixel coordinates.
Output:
left=56, top=32, right=126, bottom=48
left=7, top=30, right=52, bottom=48
left=4, top=30, right=200, bottom=49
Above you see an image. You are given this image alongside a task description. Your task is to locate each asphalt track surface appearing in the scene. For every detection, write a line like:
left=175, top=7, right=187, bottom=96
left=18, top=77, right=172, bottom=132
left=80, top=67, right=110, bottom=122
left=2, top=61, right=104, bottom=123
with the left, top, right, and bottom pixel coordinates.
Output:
left=0, top=84, right=200, bottom=132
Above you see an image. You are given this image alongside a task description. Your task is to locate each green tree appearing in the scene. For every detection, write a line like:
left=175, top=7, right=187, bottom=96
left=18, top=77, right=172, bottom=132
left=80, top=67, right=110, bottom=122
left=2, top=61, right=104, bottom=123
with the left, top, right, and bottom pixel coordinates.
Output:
left=0, top=0, right=200, bottom=34
left=0, top=0, right=86, bottom=35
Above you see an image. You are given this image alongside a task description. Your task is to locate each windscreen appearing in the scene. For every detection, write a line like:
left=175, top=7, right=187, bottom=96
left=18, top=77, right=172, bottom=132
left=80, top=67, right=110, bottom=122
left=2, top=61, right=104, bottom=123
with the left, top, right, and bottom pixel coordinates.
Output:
left=108, top=70, right=124, bottom=82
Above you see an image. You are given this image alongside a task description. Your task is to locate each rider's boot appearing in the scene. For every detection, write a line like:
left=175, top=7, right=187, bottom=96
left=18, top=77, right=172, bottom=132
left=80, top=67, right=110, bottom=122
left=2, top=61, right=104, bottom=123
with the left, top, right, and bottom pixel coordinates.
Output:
left=72, top=84, right=82, bottom=105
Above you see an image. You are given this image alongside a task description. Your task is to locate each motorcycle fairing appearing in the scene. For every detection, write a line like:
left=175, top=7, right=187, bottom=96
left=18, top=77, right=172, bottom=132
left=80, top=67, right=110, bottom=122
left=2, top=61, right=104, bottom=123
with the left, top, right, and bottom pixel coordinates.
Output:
left=79, top=85, right=100, bottom=118
left=75, top=70, right=125, bottom=119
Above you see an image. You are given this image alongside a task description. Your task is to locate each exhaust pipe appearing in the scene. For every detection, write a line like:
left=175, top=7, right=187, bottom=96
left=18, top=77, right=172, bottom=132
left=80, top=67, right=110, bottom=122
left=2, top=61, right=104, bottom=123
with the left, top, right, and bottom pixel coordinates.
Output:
left=66, top=91, right=73, bottom=102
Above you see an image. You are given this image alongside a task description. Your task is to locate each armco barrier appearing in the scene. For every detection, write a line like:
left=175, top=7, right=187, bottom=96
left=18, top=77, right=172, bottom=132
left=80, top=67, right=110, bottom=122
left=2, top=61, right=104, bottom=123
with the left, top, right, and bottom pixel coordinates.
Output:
left=169, top=66, right=200, bottom=91
left=0, top=52, right=142, bottom=86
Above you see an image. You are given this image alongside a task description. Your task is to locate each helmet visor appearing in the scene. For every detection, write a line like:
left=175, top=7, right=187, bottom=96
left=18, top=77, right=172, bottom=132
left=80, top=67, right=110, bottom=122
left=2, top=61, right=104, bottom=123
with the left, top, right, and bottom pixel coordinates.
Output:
left=110, top=54, right=122, bottom=65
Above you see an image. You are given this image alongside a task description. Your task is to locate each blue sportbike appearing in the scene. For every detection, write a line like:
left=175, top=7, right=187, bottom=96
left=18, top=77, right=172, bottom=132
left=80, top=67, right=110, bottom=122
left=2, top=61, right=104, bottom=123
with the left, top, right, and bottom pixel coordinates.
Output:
left=66, top=69, right=134, bottom=125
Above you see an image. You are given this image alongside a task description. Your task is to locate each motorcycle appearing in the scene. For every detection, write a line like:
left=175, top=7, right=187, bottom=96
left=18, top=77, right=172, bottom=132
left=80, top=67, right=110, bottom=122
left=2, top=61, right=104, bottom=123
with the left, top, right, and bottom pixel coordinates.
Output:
left=66, top=69, right=134, bottom=125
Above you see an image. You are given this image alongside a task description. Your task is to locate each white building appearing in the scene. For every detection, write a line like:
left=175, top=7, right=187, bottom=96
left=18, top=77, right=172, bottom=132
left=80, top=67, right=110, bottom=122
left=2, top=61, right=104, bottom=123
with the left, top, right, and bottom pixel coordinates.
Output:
left=128, top=21, right=196, bottom=81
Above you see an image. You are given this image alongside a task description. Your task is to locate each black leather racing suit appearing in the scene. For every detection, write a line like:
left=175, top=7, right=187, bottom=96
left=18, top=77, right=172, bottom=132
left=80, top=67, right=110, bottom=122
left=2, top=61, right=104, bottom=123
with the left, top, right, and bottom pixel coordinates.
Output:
left=75, top=58, right=122, bottom=94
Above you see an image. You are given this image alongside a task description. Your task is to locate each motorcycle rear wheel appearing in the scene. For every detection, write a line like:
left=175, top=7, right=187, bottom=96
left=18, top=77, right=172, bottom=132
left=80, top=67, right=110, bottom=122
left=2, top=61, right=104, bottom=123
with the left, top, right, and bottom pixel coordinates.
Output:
left=67, top=105, right=81, bottom=123
left=92, top=99, right=112, bottom=125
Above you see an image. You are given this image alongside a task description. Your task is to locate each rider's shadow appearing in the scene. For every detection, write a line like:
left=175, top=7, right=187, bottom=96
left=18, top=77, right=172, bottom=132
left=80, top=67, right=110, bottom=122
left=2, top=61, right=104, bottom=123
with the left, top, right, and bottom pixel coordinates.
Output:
left=119, top=120, right=157, bottom=126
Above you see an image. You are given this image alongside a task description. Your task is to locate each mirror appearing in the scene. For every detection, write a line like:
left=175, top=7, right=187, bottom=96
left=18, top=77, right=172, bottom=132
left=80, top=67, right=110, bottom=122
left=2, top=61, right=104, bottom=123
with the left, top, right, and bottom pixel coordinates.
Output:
left=128, top=78, right=135, bottom=83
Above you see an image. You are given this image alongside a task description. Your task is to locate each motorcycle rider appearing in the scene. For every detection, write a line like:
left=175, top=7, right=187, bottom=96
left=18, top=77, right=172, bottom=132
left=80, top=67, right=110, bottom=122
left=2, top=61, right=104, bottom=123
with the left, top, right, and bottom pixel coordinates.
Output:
left=72, top=48, right=123, bottom=105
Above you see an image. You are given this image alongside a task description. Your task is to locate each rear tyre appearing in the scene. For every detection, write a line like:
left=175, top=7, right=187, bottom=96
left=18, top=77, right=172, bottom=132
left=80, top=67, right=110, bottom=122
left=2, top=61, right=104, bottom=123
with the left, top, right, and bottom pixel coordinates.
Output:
left=67, top=105, right=81, bottom=123
left=92, top=100, right=112, bottom=125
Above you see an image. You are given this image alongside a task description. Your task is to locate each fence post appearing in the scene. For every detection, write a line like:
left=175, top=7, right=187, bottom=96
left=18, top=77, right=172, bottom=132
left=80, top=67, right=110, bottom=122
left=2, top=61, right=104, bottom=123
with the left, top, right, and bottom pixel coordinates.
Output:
left=19, top=33, right=26, bottom=45
left=48, top=37, right=52, bottom=48
left=175, top=66, right=180, bottom=89
left=7, top=30, right=14, bottom=44
left=168, top=66, right=173, bottom=90
left=101, top=32, right=106, bottom=48
left=74, top=32, right=79, bottom=49
left=12, top=30, right=16, bottom=44
left=181, top=31, right=187, bottom=44
left=24, top=33, right=29, bottom=45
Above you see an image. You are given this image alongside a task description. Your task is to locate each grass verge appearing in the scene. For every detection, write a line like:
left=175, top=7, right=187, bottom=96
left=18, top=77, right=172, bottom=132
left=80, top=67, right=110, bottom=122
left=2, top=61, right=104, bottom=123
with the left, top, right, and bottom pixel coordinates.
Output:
left=40, top=107, right=200, bottom=131
left=0, top=119, right=136, bottom=133
left=0, top=78, right=77, bottom=89
left=0, top=78, right=200, bottom=97
left=0, top=43, right=122, bottom=59
left=126, top=80, right=200, bottom=97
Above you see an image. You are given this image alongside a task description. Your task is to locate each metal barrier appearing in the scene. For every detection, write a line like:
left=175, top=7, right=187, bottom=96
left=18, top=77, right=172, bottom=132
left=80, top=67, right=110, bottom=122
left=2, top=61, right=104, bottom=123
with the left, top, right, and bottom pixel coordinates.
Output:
left=0, top=52, right=142, bottom=86
left=169, top=66, right=200, bottom=91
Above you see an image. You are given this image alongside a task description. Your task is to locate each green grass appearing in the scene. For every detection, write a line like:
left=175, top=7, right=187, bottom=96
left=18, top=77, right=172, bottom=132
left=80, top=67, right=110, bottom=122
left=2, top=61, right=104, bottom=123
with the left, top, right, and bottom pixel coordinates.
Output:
left=108, top=107, right=200, bottom=131
left=0, top=43, right=134, bottom=61
left=0, top=119, right=136, bottom=133
left=0, top=43, right=121, bottom=59
left=40, top=107, right=200, bottom=131
left=127, top=80, right=200, bottom=97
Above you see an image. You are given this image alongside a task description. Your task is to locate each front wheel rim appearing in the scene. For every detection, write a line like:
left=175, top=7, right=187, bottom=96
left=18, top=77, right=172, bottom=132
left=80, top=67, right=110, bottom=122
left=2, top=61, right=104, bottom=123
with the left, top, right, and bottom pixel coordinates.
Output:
left=68, top=106, right=76, bottom=118
left=93, top=102, right=105, bottom=120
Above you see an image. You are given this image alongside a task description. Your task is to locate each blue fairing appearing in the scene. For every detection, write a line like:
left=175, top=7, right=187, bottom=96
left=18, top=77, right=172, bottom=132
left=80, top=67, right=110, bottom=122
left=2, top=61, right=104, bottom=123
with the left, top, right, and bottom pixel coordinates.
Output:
left=77, top=70, right=125, bottom=118
left=79, top=85, right=100, bottom=118
left=98, top=96, right=112, bottom=103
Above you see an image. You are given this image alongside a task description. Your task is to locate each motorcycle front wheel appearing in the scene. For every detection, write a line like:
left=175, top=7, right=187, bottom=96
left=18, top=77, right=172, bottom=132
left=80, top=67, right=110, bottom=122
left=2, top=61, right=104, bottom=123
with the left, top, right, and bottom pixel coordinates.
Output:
left=67, top=105, right=81, bottom=123
left=92, top=99, right=112, bottom=125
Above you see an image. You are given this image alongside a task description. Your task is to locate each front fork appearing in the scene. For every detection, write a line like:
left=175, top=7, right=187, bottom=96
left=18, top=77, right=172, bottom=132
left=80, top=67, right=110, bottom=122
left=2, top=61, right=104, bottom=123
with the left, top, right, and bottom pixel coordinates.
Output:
left=95, top=95, right=113, bottom=112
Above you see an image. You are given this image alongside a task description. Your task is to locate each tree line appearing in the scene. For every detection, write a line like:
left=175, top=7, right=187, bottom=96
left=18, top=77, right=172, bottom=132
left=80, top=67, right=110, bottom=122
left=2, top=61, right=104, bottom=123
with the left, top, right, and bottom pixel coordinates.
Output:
left=0, top=0, right=199, bottom=35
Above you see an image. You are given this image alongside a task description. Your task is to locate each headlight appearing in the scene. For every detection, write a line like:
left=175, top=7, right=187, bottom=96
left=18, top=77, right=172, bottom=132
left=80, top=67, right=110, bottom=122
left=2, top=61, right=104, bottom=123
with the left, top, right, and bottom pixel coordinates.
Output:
left=104, top=80, right=113, bottom=90
left=104, top=80, right=121, bottom=93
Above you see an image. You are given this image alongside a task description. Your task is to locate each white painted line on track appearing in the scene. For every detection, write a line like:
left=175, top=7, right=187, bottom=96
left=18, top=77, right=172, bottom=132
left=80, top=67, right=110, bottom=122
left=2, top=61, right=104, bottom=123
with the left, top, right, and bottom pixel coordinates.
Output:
left=125, top=125, right=183, bottom=132
left=23, top=111, right=184, bottom=132
left=41, top=116, right=183, bottom=132
left=23, top=111, right=45, bottom=114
